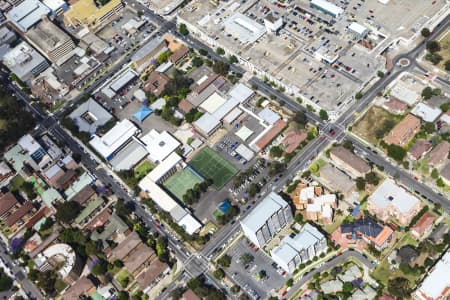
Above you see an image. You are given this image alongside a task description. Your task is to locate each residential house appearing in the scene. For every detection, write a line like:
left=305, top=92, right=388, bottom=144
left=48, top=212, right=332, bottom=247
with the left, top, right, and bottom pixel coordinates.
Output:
left=428, top=141, right=450, bottom=167
left=441, top=163, right=450, bottom=185
left=395, top=246, right=419, bottom=266
left=330, top=146, right=370, bottom=178
left=56, top=169, right=78, bottom=190
left=407, top=139, right=432, bottom=161
left=382, top=97, right=408, bottom=114
left=0, top=192, right=20, bottom=221
left=135, top=259, right=169, bottom=292
left=334, top=217, right=393, bottom=250
left=367, top=179, right=422, bottom=226
left=282, top=129, right=307, bottom=154
left=5, top=201, right=36, bottom=233
left=0, top=162, right=14, bottom=187
left=71, top=185, right=96, bottom=206
left=384, top=114, right=421, bottom=147
left=63, top=276, right=96, bottom=300
left=144, top=71, right=170, bottom=97
left=43, top=164, right=65, bottom=187
left=291, top=184, right=336, bottom=224
left=182, top=289, right=201, bottom=300
left=123, top=243, right=156, bottom=276
left=169, top=45, right=189, bottom=64
left=411, top=212, right=435, bottom=239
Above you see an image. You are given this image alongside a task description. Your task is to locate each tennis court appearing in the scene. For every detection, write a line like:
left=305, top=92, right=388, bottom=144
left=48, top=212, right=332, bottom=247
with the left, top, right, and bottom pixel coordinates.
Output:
left=189, top=147, right=238, bottom=190
left=164, top=168, right=203, bottom=201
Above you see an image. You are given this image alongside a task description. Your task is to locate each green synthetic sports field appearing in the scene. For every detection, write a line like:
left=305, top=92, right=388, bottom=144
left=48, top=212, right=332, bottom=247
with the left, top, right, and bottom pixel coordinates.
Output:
left=189, top=147, right=238, bottom=190
left=164, top=168, right=203, bottom=201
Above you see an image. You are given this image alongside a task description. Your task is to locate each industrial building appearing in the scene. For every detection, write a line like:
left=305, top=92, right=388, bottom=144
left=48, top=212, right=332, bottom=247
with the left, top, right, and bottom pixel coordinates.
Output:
left=25, top=18, right=76, bottom=65
left=310, top=0, right=344, bottom=18
left=6, top=0, right=50, bottom=32
left=63, top=0, right=124, bottom=32
left=3, top=41, right=50, bottom=82
left=240, top=192, right=293, bottom=248
left=271, top=223, right=327, bottom=273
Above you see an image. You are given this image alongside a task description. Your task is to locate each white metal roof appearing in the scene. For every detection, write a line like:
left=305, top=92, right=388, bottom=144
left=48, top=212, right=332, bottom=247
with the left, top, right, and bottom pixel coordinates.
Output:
left=7, top=0, right=50, bottom=31
left=411, top=103, right=442, bottom=123
left=258, top=108, right=281, bottom=125
left=138, top=178, right=178, bottom=211
left=194, top=113, right=221, bottom=135
left=178, top=213, right=202, bottom=235
left=235, top=126, right=254, bottom=141
left=200, top=92, right=227, bottom=114
left=223, top=12, right=267, bottom=44
left=147, top=152, right=181, bottom=182
left=110, top=69, right=137, bottom=92
left=369, top=178, right=420, bottom=213
left=140, top=130, right=180, bottom=163
left=348, top=22, right=368, bottom=35
left=18, top=134, right=42, bottom=154
left=390, top=82, right=419, bottom=105
left=241, top=192, right=289, bottom=232
left=235, top=144, right=254, bottom=161
left=212, top=97, right=240, bottom=121
left=415, top=250, right=450, bottom=300
left=44, top=164, right=62, bottom=179
left=110, top=139, right=148, bottom=171
left=311, top=0, right=344, bottom=17
left=223, top=107, right=243, bottom=124
left=89, top=119, right=139, bottom=159
left=42, top=0, right=65, bottom=11
left=228, top=83, right=254, bottom=103
left=133, top=89, right=147, bottom=102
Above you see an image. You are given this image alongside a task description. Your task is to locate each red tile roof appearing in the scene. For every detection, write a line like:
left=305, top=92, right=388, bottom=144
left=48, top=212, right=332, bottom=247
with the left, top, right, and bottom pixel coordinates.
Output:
left=0, top=192, right=18, bottom=216
left=282, top=129, right=307, bottom=153
left=255, top=119, right=287, bottom=150
left=412, top=212, right=435, bottom=237
left=5, top=202, right=34, bottom=227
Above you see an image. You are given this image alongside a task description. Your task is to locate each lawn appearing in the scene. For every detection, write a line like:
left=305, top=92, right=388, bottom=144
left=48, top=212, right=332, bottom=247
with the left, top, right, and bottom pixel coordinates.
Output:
left=116, top=269, right=133, bottom=288
left=353, top=106, right=403, bottom=145
left=163, top=167, right=203, bottom=201
left=134, top=160, right=155, bottom=179
left=189, top=147, right=238, bottom=190
left=9, top=175, right=25, bottom=192
left=309, top=158, right=326, bottom=175
left=437, top=30, right=450, bottom=70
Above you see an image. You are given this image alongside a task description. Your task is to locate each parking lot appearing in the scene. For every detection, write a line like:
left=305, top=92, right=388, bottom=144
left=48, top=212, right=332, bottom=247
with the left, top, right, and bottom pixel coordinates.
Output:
left=225, top=237, right=286, bottom=300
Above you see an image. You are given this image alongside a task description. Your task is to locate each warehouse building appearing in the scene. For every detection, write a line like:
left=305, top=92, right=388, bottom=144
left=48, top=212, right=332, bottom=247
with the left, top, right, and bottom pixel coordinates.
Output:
left=240, top=192, right=293, bottom=248
left=310, top=0, right=344, bottom=18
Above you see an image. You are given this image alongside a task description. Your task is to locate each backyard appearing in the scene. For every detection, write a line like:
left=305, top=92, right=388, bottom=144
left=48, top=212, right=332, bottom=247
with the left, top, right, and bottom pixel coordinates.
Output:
left=352, top=106, right=403, bottom=145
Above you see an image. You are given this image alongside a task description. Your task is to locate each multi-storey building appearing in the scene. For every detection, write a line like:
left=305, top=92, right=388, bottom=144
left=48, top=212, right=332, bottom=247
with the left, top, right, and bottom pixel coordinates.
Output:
left=25, top=18, right=76, bottom=66
left=240, top=192, right=293, bottom=248
left=271, top=223, right=327, bottom=273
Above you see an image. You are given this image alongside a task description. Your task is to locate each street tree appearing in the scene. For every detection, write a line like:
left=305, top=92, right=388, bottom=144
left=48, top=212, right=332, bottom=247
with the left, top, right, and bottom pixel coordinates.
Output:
left=426, top=40, right=440, bottom=53
left=421, top=28, right=430, bottom=37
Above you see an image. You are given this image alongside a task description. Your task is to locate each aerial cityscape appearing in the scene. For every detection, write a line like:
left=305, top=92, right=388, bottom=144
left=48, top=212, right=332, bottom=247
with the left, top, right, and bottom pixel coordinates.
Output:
left=0, top=0, right=448, bottom=299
